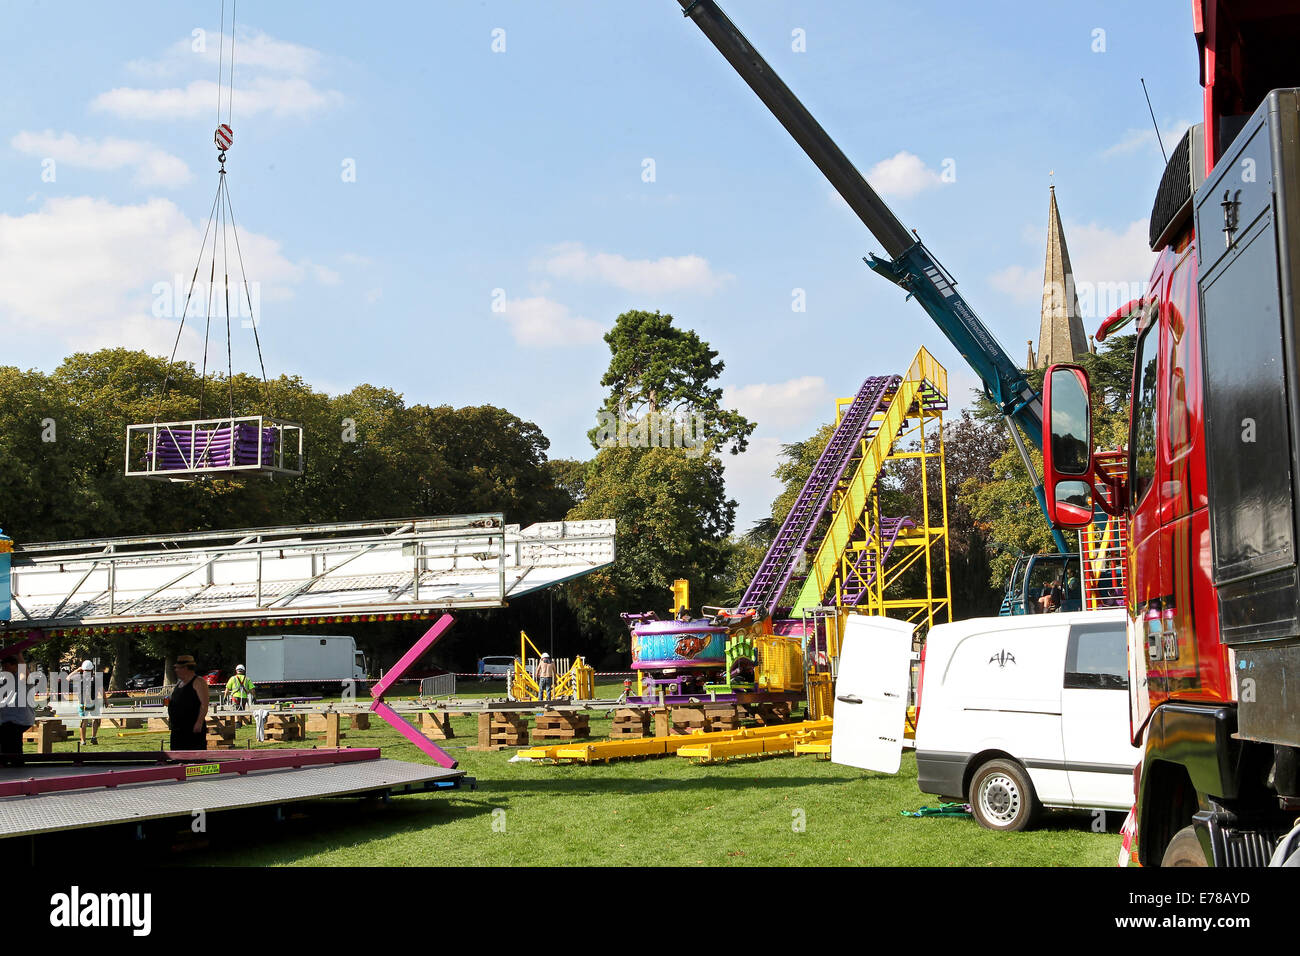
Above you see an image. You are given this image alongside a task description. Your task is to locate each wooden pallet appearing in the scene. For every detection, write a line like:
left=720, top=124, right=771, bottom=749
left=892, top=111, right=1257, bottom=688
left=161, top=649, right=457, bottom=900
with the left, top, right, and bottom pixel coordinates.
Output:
left=262, top=714, right=305, bottom=742
left=667, top=704, right=739, bottom=735
left=532, top=710, right=590, bottom=741
left=469, top=711, right=529, bottom=750
left=205, top=717, right=237, bottom=750
left=609, top=708, right=650, bottom=739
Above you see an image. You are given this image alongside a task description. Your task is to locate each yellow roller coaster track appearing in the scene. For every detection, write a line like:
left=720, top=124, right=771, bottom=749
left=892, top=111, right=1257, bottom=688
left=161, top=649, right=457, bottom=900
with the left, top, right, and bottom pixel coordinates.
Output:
left=791, top=347, right=947, bottom=615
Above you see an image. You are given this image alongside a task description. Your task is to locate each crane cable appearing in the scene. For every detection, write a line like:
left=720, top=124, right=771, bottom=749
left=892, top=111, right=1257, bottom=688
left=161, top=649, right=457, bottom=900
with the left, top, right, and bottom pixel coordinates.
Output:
left=156, top=0, right=272, bottom=425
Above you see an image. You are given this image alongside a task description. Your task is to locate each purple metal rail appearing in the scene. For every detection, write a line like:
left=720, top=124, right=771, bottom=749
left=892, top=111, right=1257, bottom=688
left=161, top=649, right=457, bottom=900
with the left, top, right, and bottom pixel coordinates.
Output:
left=838, top=516, right=915, bottom=605
left=739, top=375, right=899, bottom=617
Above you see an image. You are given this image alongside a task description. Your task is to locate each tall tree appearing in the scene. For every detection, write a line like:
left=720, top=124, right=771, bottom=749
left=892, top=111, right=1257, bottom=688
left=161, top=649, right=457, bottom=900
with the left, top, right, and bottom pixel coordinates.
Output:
left=591, top=310, right=755, bottom=454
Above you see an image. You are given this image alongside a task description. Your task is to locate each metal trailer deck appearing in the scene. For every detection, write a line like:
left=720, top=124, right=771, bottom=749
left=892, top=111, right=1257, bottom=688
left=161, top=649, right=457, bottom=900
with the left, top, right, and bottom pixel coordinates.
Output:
left=0, top=749, right=471, bottom=841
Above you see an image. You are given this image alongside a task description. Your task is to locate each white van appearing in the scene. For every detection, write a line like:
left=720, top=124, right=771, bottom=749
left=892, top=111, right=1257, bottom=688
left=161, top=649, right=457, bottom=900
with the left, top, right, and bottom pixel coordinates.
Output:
left=831, top=610, right=1138, bottom=831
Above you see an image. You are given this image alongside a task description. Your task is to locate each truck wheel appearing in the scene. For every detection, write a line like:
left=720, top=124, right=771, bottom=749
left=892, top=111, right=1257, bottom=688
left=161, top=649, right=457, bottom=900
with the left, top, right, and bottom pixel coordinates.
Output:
left=1161, top=825, right=1209, bottom=867
left=968, top=759, right=1039, bottom=832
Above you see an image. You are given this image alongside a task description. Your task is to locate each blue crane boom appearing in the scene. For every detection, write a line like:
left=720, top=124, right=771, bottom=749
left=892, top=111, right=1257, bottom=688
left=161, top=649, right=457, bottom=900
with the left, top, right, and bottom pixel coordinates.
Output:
left=675, top=0, right=1067, bottom=551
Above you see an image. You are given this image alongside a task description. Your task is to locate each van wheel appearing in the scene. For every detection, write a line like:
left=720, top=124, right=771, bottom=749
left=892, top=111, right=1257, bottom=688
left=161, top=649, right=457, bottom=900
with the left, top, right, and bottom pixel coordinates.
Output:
left=968, top=759, right=1039, bottom=831
left=1160, top=825, right=1209, bottom=867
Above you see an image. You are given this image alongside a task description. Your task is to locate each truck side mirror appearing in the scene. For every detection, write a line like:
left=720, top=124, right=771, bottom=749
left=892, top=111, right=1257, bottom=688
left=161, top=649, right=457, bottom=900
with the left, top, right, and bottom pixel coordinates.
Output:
left=1042, top=364, right=1094, bottom=529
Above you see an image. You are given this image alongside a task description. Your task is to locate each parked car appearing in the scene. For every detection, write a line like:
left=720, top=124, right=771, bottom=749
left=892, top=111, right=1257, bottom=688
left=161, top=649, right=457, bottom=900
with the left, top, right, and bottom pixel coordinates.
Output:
left=832, top=610, right=1138, bottom=832
left=204, top=669, right=224, bottom=686
left=477, top=656, right=517, bottom=681
left=125, top=673, right=157, bottom=690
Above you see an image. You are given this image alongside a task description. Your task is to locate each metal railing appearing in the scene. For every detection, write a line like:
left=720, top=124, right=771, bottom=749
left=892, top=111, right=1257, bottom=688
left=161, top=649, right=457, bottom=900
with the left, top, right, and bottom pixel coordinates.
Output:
left=419, top=674, right=456, bottom=699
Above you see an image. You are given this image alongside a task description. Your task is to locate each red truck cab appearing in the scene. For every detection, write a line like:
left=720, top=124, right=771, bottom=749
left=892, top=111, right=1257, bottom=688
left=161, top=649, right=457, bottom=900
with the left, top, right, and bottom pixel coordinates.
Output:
left=1043, top=0, right=1300, bottom=865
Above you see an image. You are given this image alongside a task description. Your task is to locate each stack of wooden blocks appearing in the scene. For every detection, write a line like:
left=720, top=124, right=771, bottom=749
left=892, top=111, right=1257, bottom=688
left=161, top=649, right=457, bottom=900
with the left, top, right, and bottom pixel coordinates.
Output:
left=609, top=708, right=650, bottom=739
left=262, top=714, right=305, bottom=742
left=746, top=701, right=793, bottom=725
left=205, top=716, right=237, bottom=749
left=471, top=711, right=529, bottom=751
left=421, top=711, right=455, bottom=740
left=667, top=704, right=738, bottom=735
left=23, top=719, right=68, bottom=751
left=531, top=710, right=590, bottom=741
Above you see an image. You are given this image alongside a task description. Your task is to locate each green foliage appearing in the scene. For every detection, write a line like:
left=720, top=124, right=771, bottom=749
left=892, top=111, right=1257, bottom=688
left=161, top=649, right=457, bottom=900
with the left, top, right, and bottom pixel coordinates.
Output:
left=0, top=348, right=577, bottom=681
left=564, top=447, right=736, bottom=649
left=591, top=310, right=755, bottom=454
left=958, top=334, right=1136, bottom=588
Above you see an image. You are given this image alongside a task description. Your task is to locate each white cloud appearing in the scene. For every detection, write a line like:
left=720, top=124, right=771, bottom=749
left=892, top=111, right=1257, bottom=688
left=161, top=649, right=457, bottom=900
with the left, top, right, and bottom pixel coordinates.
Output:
left=723, top=376, right=830, bottom=431
left=92, top=76, right=343, bottom=121
left=100, top=27, right=341, bottom=121
left=1102, top=120, right=1193, bottom=159
left=497, top=296, right=604, bottom=347
left=0, top=196, right=315, bottom=356
left=866, top=151, right=945, bottom=199
left=989, top=264, right=1040, bottom=305
left=309, top=263, right=341, bottom=286
left=11, top=130, right=191, bottom=187
left=127, top=27, right=324, bottom=79
left=990, top=217, right=1157, bottom=323
left=541, top=242, right=730, bottom=295
left=725, top=436, right=786, bottom=533
left=1066, top=219, right=1153, bottom=286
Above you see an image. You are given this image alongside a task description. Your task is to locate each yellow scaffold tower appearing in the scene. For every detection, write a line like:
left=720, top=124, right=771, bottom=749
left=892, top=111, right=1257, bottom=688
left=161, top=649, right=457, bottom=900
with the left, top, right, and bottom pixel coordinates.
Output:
left=792, top=347, right=953, bottom=631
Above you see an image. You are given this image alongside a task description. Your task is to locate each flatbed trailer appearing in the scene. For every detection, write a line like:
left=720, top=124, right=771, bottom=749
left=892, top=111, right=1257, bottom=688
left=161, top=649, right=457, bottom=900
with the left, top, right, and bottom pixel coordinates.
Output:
left=0, top=748, right=472, bottom=848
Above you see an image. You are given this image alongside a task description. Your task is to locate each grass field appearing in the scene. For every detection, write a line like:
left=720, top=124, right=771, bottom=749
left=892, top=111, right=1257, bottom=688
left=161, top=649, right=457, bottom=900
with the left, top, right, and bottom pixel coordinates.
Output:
left=29, top=683, right=1125, bottom=866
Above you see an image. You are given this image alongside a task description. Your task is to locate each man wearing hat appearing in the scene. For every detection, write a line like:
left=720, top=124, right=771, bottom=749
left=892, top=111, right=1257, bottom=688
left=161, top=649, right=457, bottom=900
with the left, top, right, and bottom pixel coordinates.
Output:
left=224, top=665, right=255, bottom=711
left=74, top=660, right=103, bottom=745
left=534, top=652, right=556, bottom=702
left=167, top=654, right=210, bottom=750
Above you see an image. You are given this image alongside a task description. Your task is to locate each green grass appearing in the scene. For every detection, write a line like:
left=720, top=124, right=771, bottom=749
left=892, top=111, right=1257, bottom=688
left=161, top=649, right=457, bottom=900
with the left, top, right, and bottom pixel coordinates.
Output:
left=45, top=687, right=1123, bottom=866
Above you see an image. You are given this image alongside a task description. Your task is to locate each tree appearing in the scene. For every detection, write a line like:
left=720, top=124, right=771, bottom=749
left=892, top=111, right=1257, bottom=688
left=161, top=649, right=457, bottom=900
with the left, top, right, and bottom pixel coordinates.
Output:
left=959, top=333, right=1136, bottom=588
left=564, top=447, right=736, bottom=651
left=590, top=310, right=755, bottom=454
left=0, top=348, right=576, bottom=675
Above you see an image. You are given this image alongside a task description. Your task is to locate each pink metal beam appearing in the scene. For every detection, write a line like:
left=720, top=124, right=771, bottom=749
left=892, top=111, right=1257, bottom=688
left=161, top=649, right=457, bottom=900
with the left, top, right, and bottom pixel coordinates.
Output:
left=367, top=613, right=457, bottom=768
left=0, top=747, right=379, bottom=798
left=369, top=613, right=454, bottom=699
left=371, top=700, right=457, bottom=769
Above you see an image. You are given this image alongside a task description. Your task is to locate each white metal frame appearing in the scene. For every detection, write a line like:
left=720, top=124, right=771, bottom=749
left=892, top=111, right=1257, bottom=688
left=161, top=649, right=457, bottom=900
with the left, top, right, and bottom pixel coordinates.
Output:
left=4, top=515, right=616, bottom=630
left=125, top=415, right=304, bottom=480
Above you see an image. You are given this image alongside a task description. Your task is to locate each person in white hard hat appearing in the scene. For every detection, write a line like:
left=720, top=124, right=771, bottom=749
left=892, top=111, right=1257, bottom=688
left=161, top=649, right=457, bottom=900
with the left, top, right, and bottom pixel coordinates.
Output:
left=224, top=665, right=255, bottom=711
left=534, top=652, right=556, bottom=702
left=75, top=660, right=103, bottom=745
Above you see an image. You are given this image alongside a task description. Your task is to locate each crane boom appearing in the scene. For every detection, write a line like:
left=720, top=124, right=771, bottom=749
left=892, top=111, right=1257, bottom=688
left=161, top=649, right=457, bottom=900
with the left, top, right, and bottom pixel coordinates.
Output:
left=676, top=0, right=1065, bottom=549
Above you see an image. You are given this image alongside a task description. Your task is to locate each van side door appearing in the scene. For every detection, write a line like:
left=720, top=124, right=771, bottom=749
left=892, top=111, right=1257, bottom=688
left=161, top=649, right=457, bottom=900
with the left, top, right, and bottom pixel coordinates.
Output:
left=1060, top=620, right=1141, bottom=810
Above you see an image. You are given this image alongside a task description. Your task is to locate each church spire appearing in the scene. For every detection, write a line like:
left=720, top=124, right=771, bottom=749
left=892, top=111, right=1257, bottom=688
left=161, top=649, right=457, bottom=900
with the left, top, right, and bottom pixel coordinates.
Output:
left=1035, top=186, right=1089, bottom=368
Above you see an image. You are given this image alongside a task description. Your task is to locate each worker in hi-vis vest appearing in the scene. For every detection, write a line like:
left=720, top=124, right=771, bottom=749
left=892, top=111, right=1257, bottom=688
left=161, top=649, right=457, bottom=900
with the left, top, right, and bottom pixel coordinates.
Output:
left=224, top=665, right=255, bottom=711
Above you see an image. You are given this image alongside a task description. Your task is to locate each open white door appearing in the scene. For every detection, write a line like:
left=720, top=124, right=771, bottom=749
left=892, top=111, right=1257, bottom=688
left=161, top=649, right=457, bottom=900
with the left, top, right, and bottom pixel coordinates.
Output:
left=830, top=615, right=914, bottom=773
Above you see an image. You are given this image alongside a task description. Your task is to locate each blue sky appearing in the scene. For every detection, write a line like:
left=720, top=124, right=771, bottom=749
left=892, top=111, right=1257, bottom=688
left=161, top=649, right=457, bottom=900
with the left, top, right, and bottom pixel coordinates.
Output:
left=0, top=1, right=1200, bottom=531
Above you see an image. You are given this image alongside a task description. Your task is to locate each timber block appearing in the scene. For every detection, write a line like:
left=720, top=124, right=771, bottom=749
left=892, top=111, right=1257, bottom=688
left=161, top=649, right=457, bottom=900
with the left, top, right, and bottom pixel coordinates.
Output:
left=421, top=711, right=454, bottom=739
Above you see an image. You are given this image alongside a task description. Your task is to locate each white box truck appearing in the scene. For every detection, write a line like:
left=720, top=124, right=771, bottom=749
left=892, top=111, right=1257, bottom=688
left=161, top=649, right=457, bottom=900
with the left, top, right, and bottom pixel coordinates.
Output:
left=831, top=610, right=1139, bottom=831
left=245, top=635, right=368, bottom=685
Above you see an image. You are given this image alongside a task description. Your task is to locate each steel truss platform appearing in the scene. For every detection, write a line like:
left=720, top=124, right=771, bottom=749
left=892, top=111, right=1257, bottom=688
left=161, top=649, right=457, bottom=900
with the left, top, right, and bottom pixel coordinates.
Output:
left=2, top=514, right=615, bottom=633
